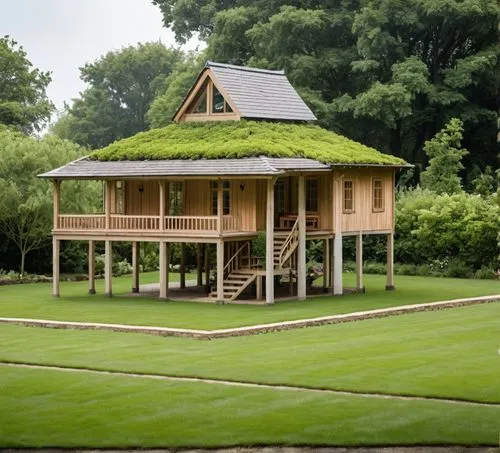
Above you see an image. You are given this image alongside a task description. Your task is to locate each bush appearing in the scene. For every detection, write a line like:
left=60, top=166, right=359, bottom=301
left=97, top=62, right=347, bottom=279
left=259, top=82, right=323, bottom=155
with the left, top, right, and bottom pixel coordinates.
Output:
left=363, top=261, right=386, bottom=274
left=474, top=266, right=497, bottom=280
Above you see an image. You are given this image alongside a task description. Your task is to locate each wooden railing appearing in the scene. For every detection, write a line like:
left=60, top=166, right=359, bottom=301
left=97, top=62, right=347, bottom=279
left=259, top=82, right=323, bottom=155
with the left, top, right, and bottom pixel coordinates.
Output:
left=56, top=214, right=241, bottom=234
left=58, top=214, right=105, bottom=230
left=224, top=241, right=251, bottom=277
left=278, top=218, right=299, bottom=268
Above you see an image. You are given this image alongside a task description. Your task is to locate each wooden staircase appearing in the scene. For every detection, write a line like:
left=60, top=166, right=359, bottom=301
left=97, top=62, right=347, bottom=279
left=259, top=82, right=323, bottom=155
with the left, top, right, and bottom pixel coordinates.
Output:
left=211, top=222, right=299, bottom=302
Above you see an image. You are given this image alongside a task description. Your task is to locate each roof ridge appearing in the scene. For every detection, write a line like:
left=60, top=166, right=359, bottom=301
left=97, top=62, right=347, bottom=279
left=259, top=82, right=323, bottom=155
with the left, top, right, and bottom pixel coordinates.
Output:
left=206, top=61, right=285, bottom=75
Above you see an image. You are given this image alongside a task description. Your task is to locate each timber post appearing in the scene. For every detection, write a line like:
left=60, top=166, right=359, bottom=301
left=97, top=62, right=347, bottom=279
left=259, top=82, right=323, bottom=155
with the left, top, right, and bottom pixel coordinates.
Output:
left=159, top=180, right=166, bottom=231
left=356, top=233, right=364, bottom=292
left=386, top=232, right=395, bottom=290
left=216, top=240, right=224, bottom=302
left=265, top=178, right=275, bottom=304
left=196, top=243, right=203, bottom=286
left=88, top=240, right=96, bottom=294
left=131, top=241, right=140, bottom=293
left=159, top=241, right=169, bottom=299
left=104, top=240, right=112, bottom=297
left=180, top=243, right=186, bottom=289
left=297, top=174, right=306, bottom=300
left=52, top=179, right=60, bottom=230
left=105, top=180, right=112, bottom=230
left=333, top=173, right=343, bottom=295
left=52, top=237, right=60, bottom=298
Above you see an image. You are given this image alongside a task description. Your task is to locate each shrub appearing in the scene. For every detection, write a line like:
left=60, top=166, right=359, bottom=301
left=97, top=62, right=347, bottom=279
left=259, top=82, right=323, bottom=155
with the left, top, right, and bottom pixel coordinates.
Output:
left=363, top=261, right=386, bottom=274
left=474, top=266, right=497, bottom=280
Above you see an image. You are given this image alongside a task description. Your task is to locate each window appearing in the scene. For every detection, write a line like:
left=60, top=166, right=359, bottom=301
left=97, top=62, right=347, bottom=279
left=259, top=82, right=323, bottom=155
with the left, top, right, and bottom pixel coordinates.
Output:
left=115, top=181, right=124, bottom=214
left=187, top=80, right=208, bottom=114
left=168, top=181, right=184, bottom=215
left=212, top=86, right=233, bottom=114
left=211, top=180, right=231, bottom=215
left=372, top=178, right=384, bottom=212
left=306, top=178, right=318, bottom=212
left=343, top=179, right=354, bottom=213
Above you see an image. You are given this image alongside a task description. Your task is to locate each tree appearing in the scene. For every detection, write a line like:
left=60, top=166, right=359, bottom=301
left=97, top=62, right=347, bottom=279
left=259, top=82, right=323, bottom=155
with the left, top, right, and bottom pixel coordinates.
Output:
left=420, top=118, right=468, bottom=194
left=152, top=0, right=500, bottom=169
left=51, top=42, right=184, bottom=149
left=0, top=129, right=101, bottom=275
left=0, top=36, right=54, bottom=133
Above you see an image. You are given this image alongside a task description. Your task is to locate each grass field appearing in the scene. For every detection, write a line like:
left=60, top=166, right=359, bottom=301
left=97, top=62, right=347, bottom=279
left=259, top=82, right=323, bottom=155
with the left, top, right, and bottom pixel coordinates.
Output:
left=0, top=272, right=498, bottom=329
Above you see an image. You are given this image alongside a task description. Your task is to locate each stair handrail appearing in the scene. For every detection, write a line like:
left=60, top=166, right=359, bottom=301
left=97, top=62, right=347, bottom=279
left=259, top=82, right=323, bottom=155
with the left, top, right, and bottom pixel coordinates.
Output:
left=278, top=218, right=299, bottom=268
left=223, top=241, right=250, bottom=277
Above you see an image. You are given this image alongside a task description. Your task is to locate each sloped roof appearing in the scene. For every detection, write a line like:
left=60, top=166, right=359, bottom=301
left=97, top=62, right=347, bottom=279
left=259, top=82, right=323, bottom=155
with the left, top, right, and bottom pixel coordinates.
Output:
left=206, top=62, right=316, bottom=122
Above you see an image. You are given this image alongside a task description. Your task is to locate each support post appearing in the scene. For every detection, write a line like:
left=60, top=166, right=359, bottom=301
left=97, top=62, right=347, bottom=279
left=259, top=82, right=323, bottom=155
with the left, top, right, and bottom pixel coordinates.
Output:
left=196, top=243, right=202, bottom=286
left=88, top=240, right=96, bottom=294
left=105, top=180, right=112, bottom=230
left=159, top=180, right=166, bottom=231
left=132, top=241, right=140, bottom=293
left=180, top=243, right=186, bottom=289
left=256, top=276, right=263, bottom=301
left=266, top=178, right=275, bottom=304
left=323, top=239, right=330, bottom=291
left=356, top=233, right=364, bottom=292
left=52, top=237, right=60, bottom=297
left=216, top=240, right=224, bottom=302
left=217, top=179, right=223, bottom=234
left=386, top=232, right=395, bottom=290
left=104, top=240, right=112, bottom=297
left=297, top=175, right=306, bottom=300
left=333, top=174, right=343, bottom=295
left=204, top=244, right=210, bottom=293
left=52, top=179, right=60, bottom=230
left=159, top=242, right=170, bottom=299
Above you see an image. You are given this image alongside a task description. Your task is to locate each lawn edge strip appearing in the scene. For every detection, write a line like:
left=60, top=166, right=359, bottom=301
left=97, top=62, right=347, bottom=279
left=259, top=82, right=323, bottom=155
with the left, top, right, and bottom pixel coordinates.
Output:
left=2, top=361, right=500, bottom=407
left=0, top=294, right=498, bottom=339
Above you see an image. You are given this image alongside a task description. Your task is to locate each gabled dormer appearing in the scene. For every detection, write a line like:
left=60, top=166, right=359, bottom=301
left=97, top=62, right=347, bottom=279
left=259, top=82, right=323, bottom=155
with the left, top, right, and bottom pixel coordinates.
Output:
left=173, top=61, right=317, bottom=123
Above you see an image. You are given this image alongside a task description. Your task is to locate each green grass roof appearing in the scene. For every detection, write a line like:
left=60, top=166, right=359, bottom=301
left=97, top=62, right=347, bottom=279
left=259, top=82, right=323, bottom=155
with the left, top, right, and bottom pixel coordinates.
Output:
left=90, top=121, right=407, bottom=166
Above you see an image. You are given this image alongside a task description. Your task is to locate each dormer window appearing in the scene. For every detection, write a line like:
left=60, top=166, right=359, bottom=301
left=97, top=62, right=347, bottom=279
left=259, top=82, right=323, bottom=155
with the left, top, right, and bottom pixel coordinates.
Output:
left=187, top=80, right=208, bottom=114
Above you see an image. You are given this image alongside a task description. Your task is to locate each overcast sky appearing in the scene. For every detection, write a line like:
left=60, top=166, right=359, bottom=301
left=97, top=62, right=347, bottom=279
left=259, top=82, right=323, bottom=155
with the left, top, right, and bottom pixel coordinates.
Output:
left=0, top=0, right=200, bottom=113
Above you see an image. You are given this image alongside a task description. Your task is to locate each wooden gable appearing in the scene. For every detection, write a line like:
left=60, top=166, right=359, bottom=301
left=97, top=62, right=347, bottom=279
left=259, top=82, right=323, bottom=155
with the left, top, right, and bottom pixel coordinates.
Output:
left=173, top=68, right=240, bottom=123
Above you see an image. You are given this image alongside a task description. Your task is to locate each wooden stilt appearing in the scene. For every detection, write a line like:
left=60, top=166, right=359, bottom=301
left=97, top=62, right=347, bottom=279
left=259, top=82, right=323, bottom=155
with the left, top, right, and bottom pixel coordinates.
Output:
left=265, top=178, right=275, bottom=304
left=180, top=243, right=186, bottom=289
left=88, top=240, right=96, bottom=294
left=131, top=241, right=140, bottom=293
left=386, top=232, right=395, bottom=290
left=356, top=233, right=364, bottom=292
left=332, top=174, right=343, bottom=296
left=159, top=242, right=169, bottom=299
left=216, top=240, right=224, bottom=302
left=196, top=243, right=202, bottom=286
left=322, top=239, right=329, bottom=291
left=52, top=237, right=60, bottom=298
left=256, top=276, right=263, bottom=301
left=297, top=175, right=306, bottom=300
left=104, top=240, right=112, bottom=297
left=204, top=244, right=210, bottom=294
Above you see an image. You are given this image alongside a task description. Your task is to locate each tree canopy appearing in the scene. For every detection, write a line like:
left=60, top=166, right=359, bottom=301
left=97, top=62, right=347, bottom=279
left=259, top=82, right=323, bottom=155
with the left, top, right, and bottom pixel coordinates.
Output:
left=152, top=0, right=500, bottom=171
left=0, top=36, right=54, bottom=133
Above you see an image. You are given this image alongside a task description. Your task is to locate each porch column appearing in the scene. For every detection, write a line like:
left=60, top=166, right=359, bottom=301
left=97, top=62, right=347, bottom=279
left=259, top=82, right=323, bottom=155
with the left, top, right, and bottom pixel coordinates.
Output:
left=159, top=241, right=169, bottom=299
left=105, top=180, right=112, bottom=230
left=196, top=243, right=203, bottom=286
left=256, top=276, right=263, bottom=301
left=216, top=240, right=224, bottom=302
left=386, top=232, right=395, bottom=290
left=159, top=180, right=166, bottom=231
left=217, top=179, right=223, bottom=234
left=52, top=237, right=60, bottom=298
left=180, top=243, right=186, bottom=289
left=356, top=233, right=364, bottom=292
left=88, top=240, right=96, bottom=294
left=131, top=241, right=140, bottom=293
left=104, top=240, right=112, bottom=297
left=52, top=179, right=60, bottom=230
left=323, top=239, right=330, bottom=291
left=204, top=244, right=210, bottom=293
left=333, top=174, right=343, bottom=295
left=297, top=175, right=306, bottom=300
left=265, top=178, right=275, bottom=304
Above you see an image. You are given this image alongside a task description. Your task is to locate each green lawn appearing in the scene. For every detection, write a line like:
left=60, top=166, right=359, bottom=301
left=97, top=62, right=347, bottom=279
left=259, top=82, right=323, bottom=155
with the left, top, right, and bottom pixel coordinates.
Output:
left=0, top=272, right=498, bottom=329
left=1, top=303, right=499, bottom=403
left=1, top=366, right=498, bottom=448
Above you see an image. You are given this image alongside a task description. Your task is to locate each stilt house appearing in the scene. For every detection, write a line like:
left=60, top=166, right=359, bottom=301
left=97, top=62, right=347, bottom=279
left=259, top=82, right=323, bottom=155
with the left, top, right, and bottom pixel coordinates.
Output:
left=40, top=61, right=408, bottom=303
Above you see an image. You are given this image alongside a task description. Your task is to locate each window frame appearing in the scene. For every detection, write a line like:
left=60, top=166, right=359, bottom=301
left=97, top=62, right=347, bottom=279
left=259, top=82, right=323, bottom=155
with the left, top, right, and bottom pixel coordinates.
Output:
left=210, top=180, right=232, bottom=216
left=115, top=180, right=125, bottom=214
left=342, top=179, right=355, bottom=214
left=372, top=177, right=385, bottom=212
left=168, top=181, right=185, bottom=216
left=305, top=177, right=319, bottom=213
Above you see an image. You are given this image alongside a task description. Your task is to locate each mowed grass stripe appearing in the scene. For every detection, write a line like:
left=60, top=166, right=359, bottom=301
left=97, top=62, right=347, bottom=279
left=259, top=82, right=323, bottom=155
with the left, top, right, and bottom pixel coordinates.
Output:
left=3, top=361, right=499, bottom=407
left=1, top=366, right=499, bottom=447
left=0, top=273, right=498, bottom=329
left=1, top=303, right=499, bottom=403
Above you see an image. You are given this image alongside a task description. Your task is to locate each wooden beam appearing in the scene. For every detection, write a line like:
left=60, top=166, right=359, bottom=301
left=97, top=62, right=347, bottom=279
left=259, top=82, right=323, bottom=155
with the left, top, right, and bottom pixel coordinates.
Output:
left=217, top=179, right=223, bottom=234
left=265, top=178, right=275, bottom=304
left=52, top=180, right=60, bottom=230
left=105, top=180, right=112, bottom=230
left=356, top=233, right=364, bottom=292
left=159, top=180, right=166, bottom=231
left=204, top=244, right=210, bottom=293
left=159, top=242, right=170, bottom=299
left=196, top=243, right=203, bottom=286
left=386, top=232, right=395, bottom=290
left=180, top=243, right=186, bottom=289
left=297, top=175, right=307, bottom=300
left=132, top=241, right=140, bottom=293
left=104, top=240, right=112, bottom=297
left=333, top=174, right=343, bottom=295
left=52, top=237, right=60, bottom=298
left=256, top=276, right=263, bottom=301
left=323, top=239, right=329, bottom=291
left=216, top=240, right=224, bottom=302
left=88, top=240, right=96, bottom=294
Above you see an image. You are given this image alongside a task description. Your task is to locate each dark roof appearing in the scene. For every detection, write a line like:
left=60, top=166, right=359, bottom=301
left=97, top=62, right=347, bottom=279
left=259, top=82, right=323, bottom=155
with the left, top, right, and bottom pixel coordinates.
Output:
left=39, top=157, right=331, bottom=179
left=207, top=61, right=317, bottom=122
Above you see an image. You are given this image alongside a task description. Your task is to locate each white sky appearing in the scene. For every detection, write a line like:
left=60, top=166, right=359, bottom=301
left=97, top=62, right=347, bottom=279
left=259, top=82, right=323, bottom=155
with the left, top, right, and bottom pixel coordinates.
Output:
left=0, top=0, right=200, bottom=113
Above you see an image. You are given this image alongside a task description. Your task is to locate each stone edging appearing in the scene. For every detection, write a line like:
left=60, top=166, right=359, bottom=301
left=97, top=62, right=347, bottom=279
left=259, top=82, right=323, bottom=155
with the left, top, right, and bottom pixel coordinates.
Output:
left=0, top=294, right=498, bottom=340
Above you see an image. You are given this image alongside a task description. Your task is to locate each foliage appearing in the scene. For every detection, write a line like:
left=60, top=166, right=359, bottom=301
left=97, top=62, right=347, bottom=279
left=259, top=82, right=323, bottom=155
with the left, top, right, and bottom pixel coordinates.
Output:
left=0, top=129, right=101, bottom=275
left=91, top=120, right=406, bottom=165
left=470, top=165, right=498, bottom=197
left=0, top=36, right=54, bottom=133
left=395, top=188, right=499, bottom=270
left=152, top=0, right=500, bottom=170
left=420, top=118, right=468, bottom=194
left=51, top=43, right=184, bottom=149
